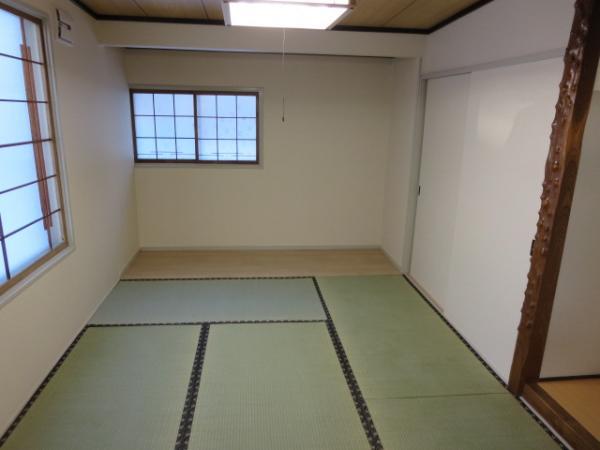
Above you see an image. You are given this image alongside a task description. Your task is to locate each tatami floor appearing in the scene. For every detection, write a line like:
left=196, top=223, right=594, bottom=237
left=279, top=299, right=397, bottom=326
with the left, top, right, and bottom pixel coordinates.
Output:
left=539, top=378, right=600, bottom=441
left=0, top=251, right=561, bottom=449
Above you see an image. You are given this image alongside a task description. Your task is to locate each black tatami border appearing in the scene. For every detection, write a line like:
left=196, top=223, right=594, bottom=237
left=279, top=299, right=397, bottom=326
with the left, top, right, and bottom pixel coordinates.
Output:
left=175, top=323, right=210, bottom=450
left=120, top=276, right=314, bottom=281
left=312, top=277, right=383, bottom=450
left=88, top=319, right=326, bottom=327
left=0, top=276, right=365, bottom=449
left=0, top=327, right=87, bottom=447
left=1, top=275, right=563, bottom=450
left=402, top=275, right=567, bottom=449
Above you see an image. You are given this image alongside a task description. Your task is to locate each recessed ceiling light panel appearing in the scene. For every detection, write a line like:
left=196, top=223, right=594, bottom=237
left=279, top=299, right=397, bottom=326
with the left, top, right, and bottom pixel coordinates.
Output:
left=222, top=0, right=355, bottom=30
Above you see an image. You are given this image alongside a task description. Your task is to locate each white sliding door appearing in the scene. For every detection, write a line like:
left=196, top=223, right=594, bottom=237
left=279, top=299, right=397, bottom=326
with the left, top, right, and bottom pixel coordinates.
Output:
left=410, top=57, right=563, bottom=380
left=410, top=74, right=470, bottom=309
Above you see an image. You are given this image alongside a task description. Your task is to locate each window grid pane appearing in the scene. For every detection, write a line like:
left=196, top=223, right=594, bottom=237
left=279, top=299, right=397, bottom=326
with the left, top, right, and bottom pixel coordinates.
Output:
left=0, top=4, right=67, bottom=292
left=132, top=90, right=258, bottom=163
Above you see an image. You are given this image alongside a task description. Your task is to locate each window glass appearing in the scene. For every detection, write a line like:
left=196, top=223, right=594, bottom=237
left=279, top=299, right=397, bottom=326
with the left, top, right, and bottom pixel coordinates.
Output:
left=198, top=95, right=216, bottom=117
left=237, top=118, right=256, bottom=139
left=0, top=251, right=6, bottom=283
left=0, top=102, right=32, bottom=145
left=0, top=144, right=37, bottom=192
left=237, top=96, right=256, bottom=117
left=0, top=5, right=67, bottom=293
left=217, top=118, right=236, bottom=139
left=154, top=94, right=173, bottom=115
left=238, top=140, right=257, bottom=160
left=132, top=90, right=259, bottom=163
left=217, top=95, right=236, bottom=117
left=0, top=9, right=23, bottom=59
left=22, top=18, right=44, bottom=63
left=156, top=138, right=176, bottom=159
left=176, top=139, right=195, bottom=159
left=176, top=117, right=195, bottom=138
left=218, top=140, right=237, bottom=160
left=155, top=116, right=175, bottom=138
left=175, top=94, right=193, bottom=116
left=5, top=220, right=49, bottom=274
left=136, top=138, right=156, bottom=159
left=199, top=117, right=217, bottom=139
left=199, top=139, right=217, bottom=160
left=0, top=56, right=27, bottom=100
left=133, top=93, right=153, bottom=115
left=135, top=116, right=154, bottom=137
left=0, top=183, right=44, bottom=235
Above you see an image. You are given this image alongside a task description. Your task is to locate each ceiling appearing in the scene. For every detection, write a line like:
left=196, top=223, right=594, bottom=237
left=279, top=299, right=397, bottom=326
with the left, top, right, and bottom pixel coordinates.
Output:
left=73, top=0, right=490, bottom=32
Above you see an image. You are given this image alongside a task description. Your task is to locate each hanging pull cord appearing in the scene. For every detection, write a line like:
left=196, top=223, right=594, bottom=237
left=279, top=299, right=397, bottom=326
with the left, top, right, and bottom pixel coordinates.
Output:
left=281, top=28, right=286, bottom=123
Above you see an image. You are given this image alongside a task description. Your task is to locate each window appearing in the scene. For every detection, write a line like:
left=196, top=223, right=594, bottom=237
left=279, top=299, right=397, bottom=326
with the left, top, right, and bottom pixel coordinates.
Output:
left=0, top=4, right=67, bottom=294
left=131, top=89, right=259, bottom=163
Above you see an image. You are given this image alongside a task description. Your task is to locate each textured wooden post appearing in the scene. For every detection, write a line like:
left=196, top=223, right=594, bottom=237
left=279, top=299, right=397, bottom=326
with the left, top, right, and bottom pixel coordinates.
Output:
left=508, top=0, right=600, bottom=395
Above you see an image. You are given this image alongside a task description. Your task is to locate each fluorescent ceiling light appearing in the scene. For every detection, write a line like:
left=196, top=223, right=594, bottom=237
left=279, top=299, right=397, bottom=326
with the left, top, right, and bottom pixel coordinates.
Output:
left=222, top=0, right=354, bottom=30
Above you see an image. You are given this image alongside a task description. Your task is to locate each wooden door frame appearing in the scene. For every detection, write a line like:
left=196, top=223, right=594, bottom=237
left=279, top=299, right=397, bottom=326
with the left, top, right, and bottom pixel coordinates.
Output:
left=509, top=0, right=600, bottom=447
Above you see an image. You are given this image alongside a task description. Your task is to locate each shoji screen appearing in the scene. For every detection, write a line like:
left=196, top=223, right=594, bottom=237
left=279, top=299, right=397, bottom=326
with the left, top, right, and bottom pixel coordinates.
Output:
left=410, top=58, right=563, bottom=380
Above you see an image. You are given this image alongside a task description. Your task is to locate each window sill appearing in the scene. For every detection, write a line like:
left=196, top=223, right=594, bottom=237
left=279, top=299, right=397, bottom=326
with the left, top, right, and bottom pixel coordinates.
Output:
left=0, top=242, right=74, bottom=310
left=134, top=161, right=263, bottom=169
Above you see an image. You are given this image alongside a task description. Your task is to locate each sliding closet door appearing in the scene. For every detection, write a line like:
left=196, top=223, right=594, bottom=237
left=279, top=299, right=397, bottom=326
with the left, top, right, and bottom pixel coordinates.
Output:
left=410, top=58, right=563, bottom=379
left=409, top=74, right=470, bottom=309
left=442, top=58, right=563, bottom=379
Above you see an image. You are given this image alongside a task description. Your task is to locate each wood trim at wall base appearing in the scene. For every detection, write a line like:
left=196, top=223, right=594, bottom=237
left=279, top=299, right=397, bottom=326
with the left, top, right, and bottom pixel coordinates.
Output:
left=380, top=248, right=405, bottom=275
left=540, top=374, right=600, bottom=383
left=403, top=273, right=443, bottom=312
left=523, top=383, right=600, bottom=450
left=138, top=245, right=383, bottom=251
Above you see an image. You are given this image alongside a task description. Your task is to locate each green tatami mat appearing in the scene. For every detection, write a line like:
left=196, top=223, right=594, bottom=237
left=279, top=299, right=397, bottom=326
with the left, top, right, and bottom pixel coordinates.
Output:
left=369, top=394, right=560, bottom=450
left=188, top=323, right=370, bottom=450
left=317, top=275, right=505, bottom=399
left=3, top=326, right=198, bottom=450
left=90, top=278, right=325, bottom=324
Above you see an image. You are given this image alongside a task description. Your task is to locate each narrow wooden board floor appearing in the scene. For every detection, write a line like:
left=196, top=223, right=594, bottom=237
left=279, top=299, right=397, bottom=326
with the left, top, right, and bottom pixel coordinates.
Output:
left=538, top=378, right=600, bottom=441
left=122, top=249, right=400, bottom=279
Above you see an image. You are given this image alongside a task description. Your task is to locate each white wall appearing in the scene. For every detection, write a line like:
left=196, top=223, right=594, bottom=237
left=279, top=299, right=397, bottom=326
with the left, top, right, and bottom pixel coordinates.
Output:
left=542, top=87, right=600, bottom=377
left=0, top=0, right=138, bottom=433
left=126, top=50, right=397, bottom=249
left=423, top=0, right=574, bottom=74
left=381, top=58, right=420, bottom=270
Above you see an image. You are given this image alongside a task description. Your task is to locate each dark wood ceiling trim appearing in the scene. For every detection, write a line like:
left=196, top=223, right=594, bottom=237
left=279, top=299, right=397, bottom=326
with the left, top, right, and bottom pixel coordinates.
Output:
left=69, top=0, right=494, bottom=35
left=332, top=25, right=429, bottom=35
left=428, top=0, right=495, bottom=33
left=70, top=0, right=99, bottom=19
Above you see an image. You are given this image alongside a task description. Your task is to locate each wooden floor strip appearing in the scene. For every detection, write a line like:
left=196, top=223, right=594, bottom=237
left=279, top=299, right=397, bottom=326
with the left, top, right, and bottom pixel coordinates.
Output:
left=122, top=249, right=400, bottom=279
left=538, top=378, right=600, bottom=441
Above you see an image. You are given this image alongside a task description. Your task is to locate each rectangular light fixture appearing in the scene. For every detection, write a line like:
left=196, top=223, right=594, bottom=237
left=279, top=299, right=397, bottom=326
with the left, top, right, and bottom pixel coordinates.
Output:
left=222, top=0, right=354, bottom=30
